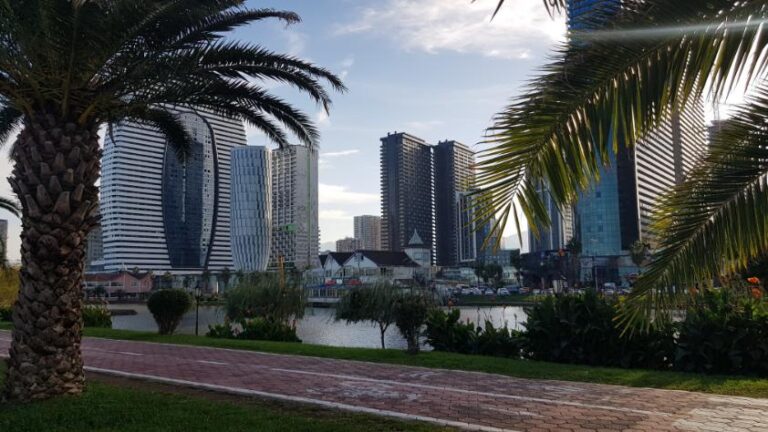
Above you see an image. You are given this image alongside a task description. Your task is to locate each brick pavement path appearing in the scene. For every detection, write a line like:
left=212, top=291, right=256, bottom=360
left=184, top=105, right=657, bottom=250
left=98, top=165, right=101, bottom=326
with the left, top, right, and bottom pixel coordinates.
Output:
left=1, top=331, right=767, bottom=432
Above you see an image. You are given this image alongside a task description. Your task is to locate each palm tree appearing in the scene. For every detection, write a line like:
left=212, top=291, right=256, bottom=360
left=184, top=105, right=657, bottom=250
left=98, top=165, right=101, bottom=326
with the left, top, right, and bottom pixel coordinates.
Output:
left=476, top=0, right=768, bottom=327
left=0, top=1, right=344, bottom=401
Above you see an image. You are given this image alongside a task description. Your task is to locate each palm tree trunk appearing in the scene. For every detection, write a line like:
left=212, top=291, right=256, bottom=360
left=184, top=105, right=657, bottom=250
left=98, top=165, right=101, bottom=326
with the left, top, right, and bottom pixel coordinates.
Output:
left=4, top=114, right=100, bottom=401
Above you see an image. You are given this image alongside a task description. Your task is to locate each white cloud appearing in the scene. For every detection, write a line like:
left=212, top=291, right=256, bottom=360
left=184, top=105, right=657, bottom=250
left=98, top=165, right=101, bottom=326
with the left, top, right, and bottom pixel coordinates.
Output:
left=404, top=120, right=444, bottom=134
left=315, top=109, right=331, bottom=128
left=321, top=149, right=360, bottom=158
left=319, top=184, right=379, bottom=205
left=336, top=0, right=566, bottom=59
left=319, top=209, right=352, bottom=221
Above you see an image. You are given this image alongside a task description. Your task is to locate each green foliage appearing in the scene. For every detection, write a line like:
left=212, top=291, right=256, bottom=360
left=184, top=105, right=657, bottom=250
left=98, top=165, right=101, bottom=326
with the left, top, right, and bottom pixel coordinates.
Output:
left=523, top=290, right=675, bottom=369
left=0, top=306, right=10, bottom=321
left=393, top=291, right=433, bottom=355
left=676, top=290, right=768, bottom=376
left=82, top=304, right=112, bottom=328
left=335, top=284, right=398, bottom=349
left=0, top=267, right=19, bottom=308
left=425, top=309, right=523, bottom=358
left=424, top=309, right=477, bottom=354
left=147, top=289, right=192, bottom=335
left=225, top=272, right=305, bottom=325
left=206, top=318, right=300, bottom=343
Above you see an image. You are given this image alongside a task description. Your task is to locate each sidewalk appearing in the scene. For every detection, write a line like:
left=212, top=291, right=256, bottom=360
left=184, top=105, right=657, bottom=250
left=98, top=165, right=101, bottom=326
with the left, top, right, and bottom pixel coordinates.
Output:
left=1, top=331, right=767, bottom=432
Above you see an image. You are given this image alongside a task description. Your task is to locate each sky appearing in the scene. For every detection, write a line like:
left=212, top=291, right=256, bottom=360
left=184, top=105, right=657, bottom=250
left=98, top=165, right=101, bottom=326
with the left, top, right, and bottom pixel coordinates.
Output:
left=0, top=0, right=569, bottom=261
left=236, top=0, right=566, bottom=251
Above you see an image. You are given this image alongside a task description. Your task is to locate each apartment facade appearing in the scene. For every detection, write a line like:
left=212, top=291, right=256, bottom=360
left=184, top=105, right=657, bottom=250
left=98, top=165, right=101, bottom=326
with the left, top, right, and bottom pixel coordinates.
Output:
left=434, top=140, right=476, bottom=266
left=100, top=108, right=245, bottom=273
left=353, top=215, right=381, bottom=250
left=380, top=132, right=434, bottom=260
left=270, top=145, right=319, bottom=270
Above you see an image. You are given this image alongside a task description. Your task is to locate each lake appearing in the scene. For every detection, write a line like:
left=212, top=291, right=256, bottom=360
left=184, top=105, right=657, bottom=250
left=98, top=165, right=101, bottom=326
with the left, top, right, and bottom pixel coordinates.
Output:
left=109, top=304, right=529, bottom=350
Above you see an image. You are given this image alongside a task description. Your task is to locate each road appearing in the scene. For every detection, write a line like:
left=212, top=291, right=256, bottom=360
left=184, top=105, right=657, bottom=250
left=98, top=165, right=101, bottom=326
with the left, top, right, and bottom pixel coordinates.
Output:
left=1, top=331, right=767, bottom=431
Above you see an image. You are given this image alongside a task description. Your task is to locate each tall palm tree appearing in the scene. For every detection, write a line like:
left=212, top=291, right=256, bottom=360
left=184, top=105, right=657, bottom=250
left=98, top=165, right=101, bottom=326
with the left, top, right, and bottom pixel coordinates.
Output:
left=0, top=0, right=344, bottom=401
left=476, top=0, right=768, bottom=327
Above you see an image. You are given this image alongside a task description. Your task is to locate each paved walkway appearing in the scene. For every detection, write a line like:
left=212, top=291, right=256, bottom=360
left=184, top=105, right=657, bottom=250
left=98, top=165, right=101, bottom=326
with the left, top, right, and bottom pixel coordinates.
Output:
left=1, top=331, right=767, bottom=431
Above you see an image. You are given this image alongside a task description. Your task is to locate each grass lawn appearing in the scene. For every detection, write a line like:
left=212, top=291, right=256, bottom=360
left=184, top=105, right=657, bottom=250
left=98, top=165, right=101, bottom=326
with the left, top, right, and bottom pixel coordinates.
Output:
left=0, top=363, right=449, bottom=432
left=2, top=321, right=768, bottom=399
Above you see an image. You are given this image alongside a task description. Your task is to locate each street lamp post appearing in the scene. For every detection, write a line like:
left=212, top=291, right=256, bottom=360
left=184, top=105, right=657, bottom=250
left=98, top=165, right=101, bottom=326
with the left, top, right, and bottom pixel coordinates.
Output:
left=194, top=283, right=201, bottom=336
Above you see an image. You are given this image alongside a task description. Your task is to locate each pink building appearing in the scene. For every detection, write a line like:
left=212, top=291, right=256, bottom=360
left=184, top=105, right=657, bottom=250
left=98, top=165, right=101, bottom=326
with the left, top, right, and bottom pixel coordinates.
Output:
left=84, top=271, right=154, bottom=299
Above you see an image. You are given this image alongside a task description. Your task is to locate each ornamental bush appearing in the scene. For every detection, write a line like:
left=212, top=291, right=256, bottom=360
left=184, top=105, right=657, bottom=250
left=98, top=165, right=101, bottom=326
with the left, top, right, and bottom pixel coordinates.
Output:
left=225, top=272, right=305, bottom=324
left=147, top=289, right=192, bottom=335
left=425, top=309, right=523, bottom=358
left=206, top=318, right=301, bottom=343
left=393, top=291, right=433, bottom=355
left=82, top=304, right=112, bottom=328
left=675, top=289, right=768, bottom=376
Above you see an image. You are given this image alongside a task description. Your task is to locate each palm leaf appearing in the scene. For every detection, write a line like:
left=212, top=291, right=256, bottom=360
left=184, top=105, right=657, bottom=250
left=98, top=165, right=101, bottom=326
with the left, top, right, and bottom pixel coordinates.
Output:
left=623, top=83, right=768, bottom=328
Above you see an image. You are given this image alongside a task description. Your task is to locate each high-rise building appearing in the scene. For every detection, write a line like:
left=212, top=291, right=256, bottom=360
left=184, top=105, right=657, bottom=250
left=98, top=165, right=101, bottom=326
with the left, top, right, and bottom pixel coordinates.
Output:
left=353, top=215, right=381, bottom=250
left=85, top=206, right=104, bottom=273
left=434, top=140, right=475, bottom=266
left=336, top=237, right=362, bottom=253
left=529, top=182, right=575, bottom=253
left=567, top=0, right=707, bottom=261
left=101, top=109, right=245, bottom=272
left=380, top=132, right=434, bottom=260
left=270, top=145, right=319, bottom=270
left=230, top=146, right=272, bottom=273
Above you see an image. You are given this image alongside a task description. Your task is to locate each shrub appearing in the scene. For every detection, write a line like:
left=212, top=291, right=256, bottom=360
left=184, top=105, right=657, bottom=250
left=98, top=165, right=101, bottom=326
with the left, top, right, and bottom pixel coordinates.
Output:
left=226, top=272, right=305, bottom=324
left=82, top=304, right=112, bottom=328
left=0, top=267, right=19, bottom=308
left=0, top=305, right=11, bottom=321
left=425, top=309, right=476, bottom=354
left=425, top=309, right=523, bottom=358
left=675, top=289, right=768, bottom=376
left=393, top=291, right=433, bottom=355
left=147, top=289, right=192, bottom=335
left=336, top=284, right=398, bottom=349
left=207, top=318, right=301, bottom=343
left=523, top=290, right=674, bottom=369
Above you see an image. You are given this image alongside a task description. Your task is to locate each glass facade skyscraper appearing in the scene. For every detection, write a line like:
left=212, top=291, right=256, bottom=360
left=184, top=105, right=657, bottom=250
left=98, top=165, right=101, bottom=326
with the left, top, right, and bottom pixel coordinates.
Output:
left=230, top=146, right=272, bottom=273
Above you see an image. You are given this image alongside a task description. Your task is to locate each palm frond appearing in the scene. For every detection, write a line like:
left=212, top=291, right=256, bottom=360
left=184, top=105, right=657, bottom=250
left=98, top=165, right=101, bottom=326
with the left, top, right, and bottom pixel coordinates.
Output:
left=474, top=0, right=768, bottom=243
left=0, top=196, right=21, bottom=217
left=623, top=84, right=768, bottom=327
left=0, top=105, right=22, bottom=145
left=120, top=107, right=192, bottom=158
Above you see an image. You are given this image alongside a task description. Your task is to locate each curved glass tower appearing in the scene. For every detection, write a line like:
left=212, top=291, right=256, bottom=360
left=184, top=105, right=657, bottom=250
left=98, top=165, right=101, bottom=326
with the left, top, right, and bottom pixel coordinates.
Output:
left=230, top=146, right=272, bottom=272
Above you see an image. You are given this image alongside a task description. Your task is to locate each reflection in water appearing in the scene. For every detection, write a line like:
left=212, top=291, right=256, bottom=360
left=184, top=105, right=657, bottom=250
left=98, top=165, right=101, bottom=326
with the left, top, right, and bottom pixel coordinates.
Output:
left=110, top=305, right=528, bottom=350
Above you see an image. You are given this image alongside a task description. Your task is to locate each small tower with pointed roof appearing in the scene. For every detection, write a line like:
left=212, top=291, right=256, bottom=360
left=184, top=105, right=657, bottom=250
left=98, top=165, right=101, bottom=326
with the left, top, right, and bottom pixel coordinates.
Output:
left=404, top=229, right=431, bottom=267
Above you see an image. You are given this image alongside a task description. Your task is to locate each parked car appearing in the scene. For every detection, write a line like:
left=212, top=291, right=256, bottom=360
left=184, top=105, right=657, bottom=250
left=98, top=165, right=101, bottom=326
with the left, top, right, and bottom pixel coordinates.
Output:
left=504, top=285, right=520, bottom=294
left=484, top=288, right=495, bottom=296
left=470, top=287, right=483, bottom=296
left=519, top=287, right=531, bottom=294
left=460, top=288, right=473, bottom=296
left=497, top=288, right=511, bottom=296
left=532, top=289, right=542, bottom=295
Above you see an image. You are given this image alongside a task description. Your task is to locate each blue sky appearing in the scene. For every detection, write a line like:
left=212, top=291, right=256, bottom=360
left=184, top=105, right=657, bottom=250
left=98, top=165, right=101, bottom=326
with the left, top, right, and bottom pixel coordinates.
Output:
left=0, top=0, right=568, bottom=261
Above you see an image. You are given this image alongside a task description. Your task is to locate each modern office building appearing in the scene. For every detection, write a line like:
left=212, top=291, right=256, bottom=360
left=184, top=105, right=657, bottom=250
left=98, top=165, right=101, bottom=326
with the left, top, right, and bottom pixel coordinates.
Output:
left=270, top=144, right=319, bottom=270
left=85, top=206, right=104, bottom=273
left=100, top=108, right=246, bottom=273
left=353, top=215, right=381, bottom=250
left=230, top=146, right=272, bottom=273
left=456, top=192, right=478, bottom=263
left=380, top=132, right=434, bottom=261
left=568, top=0, right=707, bottom=277
left=528, top=182, right=576, bottom=253
left=335, top=237, right=362, bottom=253
left=434, top=140, right=476, bottom=266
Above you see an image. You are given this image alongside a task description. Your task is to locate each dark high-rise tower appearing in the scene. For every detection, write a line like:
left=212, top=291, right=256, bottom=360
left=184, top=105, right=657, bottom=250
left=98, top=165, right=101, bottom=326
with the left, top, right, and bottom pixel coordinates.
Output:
left=380, top=132, right=434, bottom=260
left=434, top=140, right=475, bottom=266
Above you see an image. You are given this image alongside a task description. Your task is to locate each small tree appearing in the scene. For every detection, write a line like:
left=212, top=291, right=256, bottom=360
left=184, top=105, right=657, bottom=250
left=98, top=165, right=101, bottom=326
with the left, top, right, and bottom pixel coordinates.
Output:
left=393, top=291, right=433, bottom=355
left=162, top=272, right=174, bottom=290
left=201, top=269, right=211, bottom=294
left=220, top=267, right=232, bottom=292
left=335, top=283, right=398, bottom=349
left=226, top=272, right=305, bottom=325
left=147, top=289, right=192, bottom=335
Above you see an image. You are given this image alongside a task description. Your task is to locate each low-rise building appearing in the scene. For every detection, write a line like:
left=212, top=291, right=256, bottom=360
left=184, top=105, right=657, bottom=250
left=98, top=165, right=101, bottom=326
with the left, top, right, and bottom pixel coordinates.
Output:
left=84, top=271, right=154, bottom=299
